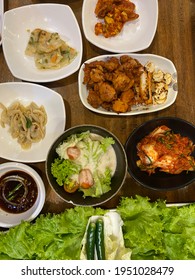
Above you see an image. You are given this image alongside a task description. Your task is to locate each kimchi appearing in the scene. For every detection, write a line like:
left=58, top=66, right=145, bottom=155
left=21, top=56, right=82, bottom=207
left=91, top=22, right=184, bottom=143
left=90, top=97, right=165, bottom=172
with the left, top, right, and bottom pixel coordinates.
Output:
left=136, top=125, right=195, bottom=174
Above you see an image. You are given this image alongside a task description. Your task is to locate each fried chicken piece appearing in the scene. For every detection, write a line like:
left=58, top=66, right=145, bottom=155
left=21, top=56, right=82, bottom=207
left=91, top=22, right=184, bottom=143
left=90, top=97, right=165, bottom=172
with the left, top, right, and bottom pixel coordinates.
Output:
left=112, top=72, right=134, bottom=91
left=120, top=55, right=140, bottom=68
left=87, top=90, right=103, bottom=109
left=104, top=57, right=120, bottom=72
left=83, top=62, right=105, bottom=86
left=90, top=68, right=105, bottom=83
left=120, top=89, right=135, bottom=103
left=117, top=1, right=139, bottom=22
left=99, top=82, right=117, bottom=102
left=95, top=0, right=139, bottom=38
left=97, top=15, right=124, bottom=37
left=95, top=0, right=114, bottom=18
left=101, top=101, right=113, bottom=111
left=112, top=99, right=129, bottom=113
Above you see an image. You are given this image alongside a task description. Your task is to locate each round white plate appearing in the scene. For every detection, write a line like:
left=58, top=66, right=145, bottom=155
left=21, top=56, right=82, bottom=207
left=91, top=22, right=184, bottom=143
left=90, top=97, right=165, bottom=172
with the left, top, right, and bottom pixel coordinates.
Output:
left=0, top=82, right=66, bottom=162
left=82, top=0, right=158, bottom=53
left=78, top=53, right=178, bottom=116
left=0, top=162, right=45, bottom=228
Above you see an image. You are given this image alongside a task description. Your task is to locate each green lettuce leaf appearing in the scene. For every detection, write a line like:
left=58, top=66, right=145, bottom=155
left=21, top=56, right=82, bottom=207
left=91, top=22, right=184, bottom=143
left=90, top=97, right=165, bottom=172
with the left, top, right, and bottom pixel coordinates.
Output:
left=117, top=196, right=195, bottom=260
left=0, top=207, right=105, bottom=260
left=51, top=158, right=81, bottom=186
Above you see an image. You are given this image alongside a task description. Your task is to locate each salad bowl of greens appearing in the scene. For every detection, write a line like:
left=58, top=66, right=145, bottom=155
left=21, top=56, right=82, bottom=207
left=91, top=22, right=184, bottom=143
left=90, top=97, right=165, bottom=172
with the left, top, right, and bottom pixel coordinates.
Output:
left=46, top=125, right=127, bottom=206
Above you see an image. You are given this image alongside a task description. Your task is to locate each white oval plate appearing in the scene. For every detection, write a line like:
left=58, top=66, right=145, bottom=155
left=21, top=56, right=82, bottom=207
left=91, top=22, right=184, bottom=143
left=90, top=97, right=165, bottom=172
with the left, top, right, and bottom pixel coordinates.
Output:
left=78, top=53, right=178, bottom=116
left=2, top=4, right=83, bottom=82
left=0, top=0, right=3, bottom=46
left=0, top=162, right=45, bottom=228
left=82, top=0, right=158, bottom=53
left=0, top=82, right=66, bottom=162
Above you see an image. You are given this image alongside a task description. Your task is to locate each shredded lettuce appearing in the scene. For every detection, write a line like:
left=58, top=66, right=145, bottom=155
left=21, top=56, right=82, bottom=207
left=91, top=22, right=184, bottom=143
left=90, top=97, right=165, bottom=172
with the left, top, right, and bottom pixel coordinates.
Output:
left=81, top=168, right=112, bottom=197
left=52, top=131, right=115, bottom=197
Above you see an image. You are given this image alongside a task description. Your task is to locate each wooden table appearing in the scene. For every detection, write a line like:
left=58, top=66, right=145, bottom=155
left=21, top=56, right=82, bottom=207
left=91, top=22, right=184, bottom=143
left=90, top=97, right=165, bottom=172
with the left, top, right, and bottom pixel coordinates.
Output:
left=0, top=0, right=195, bottom=217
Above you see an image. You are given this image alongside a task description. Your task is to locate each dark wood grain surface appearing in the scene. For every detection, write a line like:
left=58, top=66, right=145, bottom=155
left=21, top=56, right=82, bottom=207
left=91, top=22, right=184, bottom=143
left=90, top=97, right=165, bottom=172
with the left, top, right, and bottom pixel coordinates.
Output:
left=0, top=0, right=195, bottom=216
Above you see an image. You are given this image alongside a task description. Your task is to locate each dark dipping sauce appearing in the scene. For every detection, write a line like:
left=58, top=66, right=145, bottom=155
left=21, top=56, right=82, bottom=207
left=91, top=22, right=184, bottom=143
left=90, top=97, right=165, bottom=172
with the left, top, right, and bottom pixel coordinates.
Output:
left=0, top=170, right=38, bottom=214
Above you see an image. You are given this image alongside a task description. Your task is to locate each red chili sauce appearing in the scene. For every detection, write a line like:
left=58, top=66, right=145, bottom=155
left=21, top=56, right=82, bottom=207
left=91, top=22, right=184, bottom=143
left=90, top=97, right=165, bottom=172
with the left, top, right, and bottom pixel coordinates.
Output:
left=0, top=170, right=38, bottom=214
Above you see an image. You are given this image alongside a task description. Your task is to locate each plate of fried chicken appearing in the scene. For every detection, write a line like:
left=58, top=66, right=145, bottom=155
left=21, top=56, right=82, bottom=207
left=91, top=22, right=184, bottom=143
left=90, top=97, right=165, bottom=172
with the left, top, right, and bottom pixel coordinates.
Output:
left=78, top=53, right=177, bottom=115
left=82, top=0, right=158, bottom=53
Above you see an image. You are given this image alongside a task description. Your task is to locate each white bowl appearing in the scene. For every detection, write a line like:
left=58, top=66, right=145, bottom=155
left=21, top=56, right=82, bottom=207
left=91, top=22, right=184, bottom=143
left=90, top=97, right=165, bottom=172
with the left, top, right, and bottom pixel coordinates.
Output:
left=0, top=82, right=66, bottom=162
left=78, top=53, right=178, bottom=116
left=82, top=0, right=158, bottom=53
left=2, top=4, right=83, bottom=82
left=0, top=162, right=45, bottom=228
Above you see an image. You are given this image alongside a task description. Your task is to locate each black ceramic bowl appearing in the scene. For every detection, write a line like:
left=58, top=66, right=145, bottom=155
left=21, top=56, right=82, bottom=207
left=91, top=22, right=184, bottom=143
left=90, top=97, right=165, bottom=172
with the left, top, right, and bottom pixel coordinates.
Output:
left=125, top=117, right=195, bottom=191
left=46, top=125, right=127, bottom=206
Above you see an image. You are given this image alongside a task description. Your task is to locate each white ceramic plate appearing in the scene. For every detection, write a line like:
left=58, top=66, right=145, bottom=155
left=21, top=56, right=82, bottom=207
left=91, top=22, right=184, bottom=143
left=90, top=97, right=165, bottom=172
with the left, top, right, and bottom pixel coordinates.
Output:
left=0, top=0, right=3, bottom=46
left=78, top=53, right=178, bottom=116
left=2, top=4, right=83, bottom=82
left=0, top=82, right=66, bottom=162
left=82, top=0, right=158, bottom=53
left=0, top=162, right=45, bottom=228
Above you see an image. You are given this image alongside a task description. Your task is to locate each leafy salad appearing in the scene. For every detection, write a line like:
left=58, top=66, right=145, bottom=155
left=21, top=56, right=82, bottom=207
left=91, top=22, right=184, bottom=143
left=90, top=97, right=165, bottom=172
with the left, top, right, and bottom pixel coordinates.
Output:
left=0, top=196, right=195, bottom=260
left=51, top=131, right=116, bottom=198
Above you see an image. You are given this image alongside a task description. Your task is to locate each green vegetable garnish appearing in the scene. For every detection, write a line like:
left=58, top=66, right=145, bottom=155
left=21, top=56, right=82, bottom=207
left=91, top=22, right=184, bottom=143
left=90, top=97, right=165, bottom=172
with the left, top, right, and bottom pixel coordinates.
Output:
left=7, top=182, right=23, bottom=201
left=25, top=117, right=32, bottom=128
left=51, top=158, right=80, bottom=186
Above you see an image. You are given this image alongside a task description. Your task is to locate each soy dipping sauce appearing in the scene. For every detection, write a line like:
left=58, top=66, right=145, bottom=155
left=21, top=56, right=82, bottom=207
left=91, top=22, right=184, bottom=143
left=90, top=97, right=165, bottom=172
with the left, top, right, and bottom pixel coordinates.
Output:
left=0, top=170, right=38, bottom=213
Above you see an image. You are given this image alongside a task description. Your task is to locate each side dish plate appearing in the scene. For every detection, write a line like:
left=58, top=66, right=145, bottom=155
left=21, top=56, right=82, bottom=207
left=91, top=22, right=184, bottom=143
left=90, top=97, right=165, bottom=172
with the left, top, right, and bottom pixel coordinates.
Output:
left=0, top=162, right=45, bottom=228
left=78, top=53, right=178, bottom=116
left=0, top=82, right=66, bottom=162
left=2, top=4, right=83, bottom=82
left=82, top=0, right=158, bottom=53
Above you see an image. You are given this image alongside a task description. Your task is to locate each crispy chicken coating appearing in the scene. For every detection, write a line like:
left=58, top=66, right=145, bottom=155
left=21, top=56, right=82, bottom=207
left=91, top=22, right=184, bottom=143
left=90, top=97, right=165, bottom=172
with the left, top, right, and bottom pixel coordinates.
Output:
left=104, top=57, right=120, bottom=72
left=82, top=55, right=172, bottom=114
left=99, top=82, right=117, bottom=102
left=87, top=90, right=103, bottom=109
left=94, top=0, right=139, bottom=38
left=112, top=72, right=134, bottom=91
left=112, top=99, right=129, bottom=113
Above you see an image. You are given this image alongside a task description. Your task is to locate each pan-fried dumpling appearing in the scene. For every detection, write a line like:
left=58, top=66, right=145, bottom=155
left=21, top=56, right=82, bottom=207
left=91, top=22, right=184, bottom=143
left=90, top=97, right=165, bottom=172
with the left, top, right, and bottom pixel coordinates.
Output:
left=25, top=28, right=77, bottom=70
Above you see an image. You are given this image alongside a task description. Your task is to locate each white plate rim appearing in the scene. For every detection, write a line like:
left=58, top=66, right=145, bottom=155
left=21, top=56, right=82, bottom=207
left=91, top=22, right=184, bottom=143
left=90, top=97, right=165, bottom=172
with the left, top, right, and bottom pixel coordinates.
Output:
left=0, top=82, right=66, bottom=162
left=82, top=0, right=158, bottom=53
left=0, top=0, right=4, bottom=46
left=78, top=53, right=178, bottom=116
left=0, top=162, right=46, bottom=228
left=2, top=3, right=83, bottom=83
